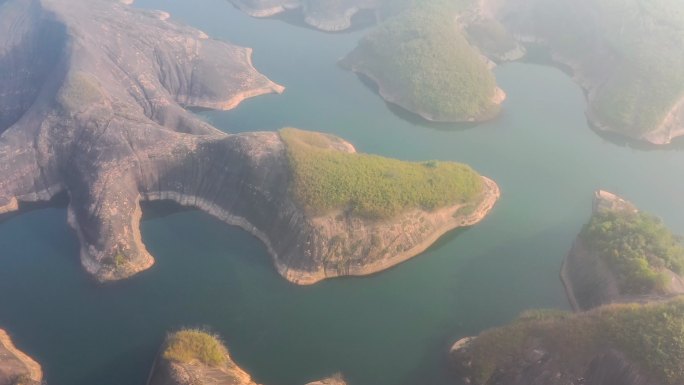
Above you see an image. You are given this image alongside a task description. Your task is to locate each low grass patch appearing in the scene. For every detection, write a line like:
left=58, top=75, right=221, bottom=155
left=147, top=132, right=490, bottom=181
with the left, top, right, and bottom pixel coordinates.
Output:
left=163, top=329, right=228, bottom=367
left=280, top=128, right=484, bottom=219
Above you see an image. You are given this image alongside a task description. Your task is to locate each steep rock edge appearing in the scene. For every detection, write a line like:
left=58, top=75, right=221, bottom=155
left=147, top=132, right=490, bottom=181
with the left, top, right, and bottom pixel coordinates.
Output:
left=0, top=0, right=499, bottom=284
left=228, top=0, right=381, bottom=32
left=147, top=330, right=345, bottom=385
left=483, top=0, right=684, bottom=145
left=0, top=330, right=42, bottom=385
left=561, top=190, right=684, bottom=311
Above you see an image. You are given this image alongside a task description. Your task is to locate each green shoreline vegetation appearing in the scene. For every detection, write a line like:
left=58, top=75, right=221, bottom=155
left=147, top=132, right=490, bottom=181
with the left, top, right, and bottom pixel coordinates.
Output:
left=580, top=210, right=684, bottom=294
left=280, top=128, right=484, bottom=219
left=343, top=0, right=499, bottom=122
left=455, top=299, right=684, bottom=385
left=163, top=329, right=228, bottom=367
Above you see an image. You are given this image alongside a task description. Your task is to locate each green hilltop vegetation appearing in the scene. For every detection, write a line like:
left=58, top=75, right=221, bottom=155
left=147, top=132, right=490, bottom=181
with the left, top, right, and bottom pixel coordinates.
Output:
left=526, top=0, right=684, bottom=136
left=163, top=329, right=228, bottom=367
left=580, top=209, right=684, bottom=294
left=342, top=0, right=499, bottom=122
left=454, top=299, right=684, bottom=385
left=280, top=128, right=484, bottom=219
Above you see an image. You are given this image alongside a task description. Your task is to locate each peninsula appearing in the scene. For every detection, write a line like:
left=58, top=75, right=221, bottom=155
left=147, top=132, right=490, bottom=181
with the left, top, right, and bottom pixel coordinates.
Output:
left=0, top=0, right=499, bottom=284
left=487, top=0, right=684, bottom=144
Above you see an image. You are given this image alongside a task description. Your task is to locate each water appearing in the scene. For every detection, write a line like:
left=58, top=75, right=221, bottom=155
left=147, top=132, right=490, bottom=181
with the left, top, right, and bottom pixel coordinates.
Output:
left=1, top=1, right=684, bottom=384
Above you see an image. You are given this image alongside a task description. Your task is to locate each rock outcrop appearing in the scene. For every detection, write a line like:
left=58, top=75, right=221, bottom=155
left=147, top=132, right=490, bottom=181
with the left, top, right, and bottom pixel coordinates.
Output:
left=0, top=330, right=42, bottom=385
left=229, top=0, right=382, bottom=31
left=0, top=0, right=499, bottom=284
left=148, top=330, right=345, bottom=385
left=561, top=191, right=684, bottom=310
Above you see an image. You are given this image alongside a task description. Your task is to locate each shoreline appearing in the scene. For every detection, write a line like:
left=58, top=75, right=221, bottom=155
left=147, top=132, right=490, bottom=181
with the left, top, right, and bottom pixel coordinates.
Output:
left=278, top=176, right=501, bottom=285
left=0, top=330, right=43, bottom=382
left=559, top=240, right=582, bottom=312
left=344, top=63, right=504, bottom=124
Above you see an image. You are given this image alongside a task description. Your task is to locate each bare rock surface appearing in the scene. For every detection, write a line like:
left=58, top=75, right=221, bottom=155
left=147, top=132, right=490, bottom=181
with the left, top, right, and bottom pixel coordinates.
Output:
left=0, top=330, right=42, bottom=385
left=0, top=0, right=499, bottom=284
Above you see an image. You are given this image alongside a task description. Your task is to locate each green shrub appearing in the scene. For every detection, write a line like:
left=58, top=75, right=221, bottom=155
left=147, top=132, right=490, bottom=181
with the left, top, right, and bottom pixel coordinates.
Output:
left=280, top=128, right=484, bottom=219
left=163, top=329, right=228, bottom=367
left=580, top=210, right=684, bottom=294
left=343, top=1, right=498, bottom=121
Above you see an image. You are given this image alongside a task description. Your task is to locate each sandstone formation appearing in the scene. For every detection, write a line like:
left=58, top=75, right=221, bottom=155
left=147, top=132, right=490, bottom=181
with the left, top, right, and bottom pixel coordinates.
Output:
left=561, top=190, right=684, bottom=310
left=229, top=0, right=381, bottom=31
left=0, top=330, right=42, bottom=385
left=0, top=0, right=499, bottom=284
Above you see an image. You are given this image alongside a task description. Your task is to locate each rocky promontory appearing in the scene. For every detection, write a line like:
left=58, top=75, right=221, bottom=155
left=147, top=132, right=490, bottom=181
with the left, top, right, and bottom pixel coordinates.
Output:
left=562, top=190, right=684, bottom=310
left=0, top=330, right=42, bottom=385
left=148, top=330, right=345, bottom=385
left=0, top=0, right=499, bottom=284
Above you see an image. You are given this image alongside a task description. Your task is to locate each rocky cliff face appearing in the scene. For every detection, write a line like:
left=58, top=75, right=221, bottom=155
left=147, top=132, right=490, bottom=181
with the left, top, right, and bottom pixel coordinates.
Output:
left=561, top=190, right=684, bottom=310
left=0, top=330, right=42, bottom=385
left=0, top=0, right=499, bottom=284
left=229, top=0, right=381, bottom=31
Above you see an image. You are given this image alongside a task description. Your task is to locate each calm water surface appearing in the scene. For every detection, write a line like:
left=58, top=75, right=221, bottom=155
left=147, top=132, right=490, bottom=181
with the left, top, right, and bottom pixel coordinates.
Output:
left=1, top=1, right=684, bottom=384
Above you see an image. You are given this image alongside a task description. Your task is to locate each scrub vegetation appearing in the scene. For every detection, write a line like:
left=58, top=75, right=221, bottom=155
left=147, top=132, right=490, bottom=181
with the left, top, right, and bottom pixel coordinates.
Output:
left=343, top=0, right=499, bottom=121
left=455, top=299, right=684, bottom=385
left=280, top=128, right=484, bottom=219
left=580, top=210, right=684, bottom=294
left=163, top=329, right=228, bottom=367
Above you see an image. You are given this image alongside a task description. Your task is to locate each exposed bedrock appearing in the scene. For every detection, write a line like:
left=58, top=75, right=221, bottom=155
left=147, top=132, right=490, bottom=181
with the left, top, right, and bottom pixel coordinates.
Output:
left=0, top=0, right=499, bottom=284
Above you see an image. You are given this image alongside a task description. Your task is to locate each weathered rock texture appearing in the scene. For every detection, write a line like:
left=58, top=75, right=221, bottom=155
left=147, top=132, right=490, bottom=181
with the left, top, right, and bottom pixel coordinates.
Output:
left=0, top=330, right=42, bottom=385
left=0, top=0, right=499, bottom=284
left=561, top=191, right=684, bottom=310
left=229, top=0, right=382, bottom=31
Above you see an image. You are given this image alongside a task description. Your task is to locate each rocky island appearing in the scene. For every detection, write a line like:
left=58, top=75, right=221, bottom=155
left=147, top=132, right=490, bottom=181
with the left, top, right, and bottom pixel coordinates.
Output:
left=450, top=191, right=684, bottom=385
left=340, top=2, right=506, bottom=123
left=562, top=191, right=684, bottom=310
left=0, top=0, right=499, bottom=284
left=148, top=329, right=345, bottom=385
left=0, top=330, right=42, bottom=385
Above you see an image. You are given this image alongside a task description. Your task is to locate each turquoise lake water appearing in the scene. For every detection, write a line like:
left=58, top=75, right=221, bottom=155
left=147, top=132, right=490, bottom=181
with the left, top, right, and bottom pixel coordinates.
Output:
left=1, top=1, right=684, bottom=384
